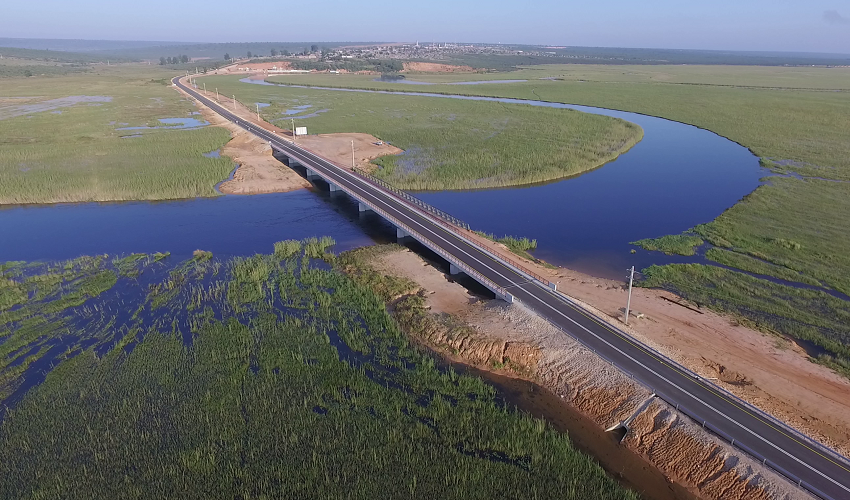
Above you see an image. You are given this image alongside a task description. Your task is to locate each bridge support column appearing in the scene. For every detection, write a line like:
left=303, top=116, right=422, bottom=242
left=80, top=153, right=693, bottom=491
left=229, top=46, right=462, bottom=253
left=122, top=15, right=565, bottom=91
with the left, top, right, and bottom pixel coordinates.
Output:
left=289, top=157, right=301, bottom=167
left=329, top=183, right=343, bottom=197
left=396, top=227, right=410, bottom=242
left=305, top=168, right=320, bottom=181
left=358, top=202, right=373, bottom=214
left=449, top=263, right=463, bottom=276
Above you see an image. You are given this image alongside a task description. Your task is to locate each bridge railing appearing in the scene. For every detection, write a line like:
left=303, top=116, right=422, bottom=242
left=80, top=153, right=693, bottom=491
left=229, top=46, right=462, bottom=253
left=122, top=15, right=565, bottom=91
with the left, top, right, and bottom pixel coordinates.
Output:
left=351, top=167, right=554, bottom=289
left=182, top=76, right=846, bottom=500
left=518, top=298, right=840, bottom=500
left=352, top=167, right=471, bottom=230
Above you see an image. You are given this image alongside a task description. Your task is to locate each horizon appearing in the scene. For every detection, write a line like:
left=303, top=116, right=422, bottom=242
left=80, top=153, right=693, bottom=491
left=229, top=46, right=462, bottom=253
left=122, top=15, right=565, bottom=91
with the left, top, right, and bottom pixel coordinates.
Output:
left=2, top=0, right=849, bottom=54
left=3, top=37, right=850, bottom=59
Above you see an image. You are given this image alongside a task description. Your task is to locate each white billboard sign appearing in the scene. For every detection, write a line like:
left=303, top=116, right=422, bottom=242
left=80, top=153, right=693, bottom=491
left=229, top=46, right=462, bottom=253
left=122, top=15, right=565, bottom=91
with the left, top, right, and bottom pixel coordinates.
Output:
left=295, top=127, right=308, bottom=136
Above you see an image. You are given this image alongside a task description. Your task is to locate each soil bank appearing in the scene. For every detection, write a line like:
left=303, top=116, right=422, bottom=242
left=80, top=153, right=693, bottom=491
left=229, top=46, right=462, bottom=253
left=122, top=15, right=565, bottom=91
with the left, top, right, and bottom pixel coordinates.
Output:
left=363, top=246, right=816, bottom=500
left=458, top=229, right=850, bottom=457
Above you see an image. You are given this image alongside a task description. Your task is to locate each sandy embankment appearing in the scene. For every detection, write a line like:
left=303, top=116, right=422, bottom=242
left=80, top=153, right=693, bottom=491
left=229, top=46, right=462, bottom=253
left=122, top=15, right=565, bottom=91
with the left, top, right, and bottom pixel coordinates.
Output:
left=178, top=76, right=850, bottom=460
left=365, top=247, right=819, bottom=500
left=176, top=78, right=402, bottom=195
left=456, top=229, right=850, bottom=457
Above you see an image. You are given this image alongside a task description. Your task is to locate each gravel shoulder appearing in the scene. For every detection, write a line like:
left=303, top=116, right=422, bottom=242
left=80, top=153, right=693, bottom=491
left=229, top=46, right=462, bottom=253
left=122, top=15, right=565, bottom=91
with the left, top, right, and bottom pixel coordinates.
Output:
left=366, top=246, right=817, bottom=500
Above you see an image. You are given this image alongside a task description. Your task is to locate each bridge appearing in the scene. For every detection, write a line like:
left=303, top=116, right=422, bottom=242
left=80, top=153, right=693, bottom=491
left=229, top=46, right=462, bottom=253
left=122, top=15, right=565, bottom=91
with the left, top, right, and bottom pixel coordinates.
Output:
left=174, top=75, right=850, bottom=500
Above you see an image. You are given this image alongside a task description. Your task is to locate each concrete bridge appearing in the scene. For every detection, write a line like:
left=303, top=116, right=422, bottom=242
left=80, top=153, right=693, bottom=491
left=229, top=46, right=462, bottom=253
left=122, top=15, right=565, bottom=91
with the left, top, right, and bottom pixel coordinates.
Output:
left=174, top=75, right=850, bottom=500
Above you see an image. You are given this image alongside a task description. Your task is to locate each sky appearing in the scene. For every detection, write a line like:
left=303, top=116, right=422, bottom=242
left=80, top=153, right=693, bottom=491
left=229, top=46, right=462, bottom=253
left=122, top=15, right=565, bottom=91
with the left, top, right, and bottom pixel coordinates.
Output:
left=2, top=0, right=849, bottom=54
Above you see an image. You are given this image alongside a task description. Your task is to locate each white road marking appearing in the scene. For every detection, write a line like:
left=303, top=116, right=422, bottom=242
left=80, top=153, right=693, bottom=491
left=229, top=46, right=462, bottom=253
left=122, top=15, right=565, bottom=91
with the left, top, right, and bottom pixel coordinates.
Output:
left=180, top=78, right=848, bottom=495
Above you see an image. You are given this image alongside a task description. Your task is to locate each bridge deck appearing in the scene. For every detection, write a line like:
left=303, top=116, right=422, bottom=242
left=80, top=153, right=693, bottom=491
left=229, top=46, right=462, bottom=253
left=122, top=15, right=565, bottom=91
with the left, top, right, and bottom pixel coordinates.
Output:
left=174, top=75, right=850, bottom=500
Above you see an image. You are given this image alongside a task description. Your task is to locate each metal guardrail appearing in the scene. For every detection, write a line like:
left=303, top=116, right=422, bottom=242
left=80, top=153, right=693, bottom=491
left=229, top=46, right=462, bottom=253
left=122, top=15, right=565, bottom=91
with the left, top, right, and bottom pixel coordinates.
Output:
left=353, top=167, right=471, bottom=230
left=550, top=284, right=850, bottom=473
left=307, top=165, right=513, bottom=302
left=178, top=76, right=847, bottom=499
left=525, top=291, right=846, bottom=500
left=351, top=167, right=554, bottom=289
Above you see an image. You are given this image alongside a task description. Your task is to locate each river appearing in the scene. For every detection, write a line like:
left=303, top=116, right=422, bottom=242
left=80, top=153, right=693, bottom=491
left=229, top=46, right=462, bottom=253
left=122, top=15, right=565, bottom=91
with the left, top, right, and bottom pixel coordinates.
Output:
left=3, top=81, right=765, bottom=281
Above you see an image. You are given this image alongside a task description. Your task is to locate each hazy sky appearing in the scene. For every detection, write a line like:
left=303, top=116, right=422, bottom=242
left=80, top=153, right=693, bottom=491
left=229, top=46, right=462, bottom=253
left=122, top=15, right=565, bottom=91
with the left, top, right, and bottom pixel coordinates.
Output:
left=3, top=0, right=850, bottom=53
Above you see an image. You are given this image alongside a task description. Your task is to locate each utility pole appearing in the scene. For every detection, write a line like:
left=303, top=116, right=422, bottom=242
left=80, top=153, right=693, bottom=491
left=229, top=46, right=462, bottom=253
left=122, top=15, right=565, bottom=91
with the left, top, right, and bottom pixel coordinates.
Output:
left=203, top=83, right=206, bottom=95
left=232, top=95, right=236, bottom=112
left=624, top=266, right=635, bottom=325
left=215, top=88, right=219, bottom=101
left=291, top=118, right=296, bottom=142
left=351, top=140, right=355, bottom=169
left=256, top=103, right=260, bottom=121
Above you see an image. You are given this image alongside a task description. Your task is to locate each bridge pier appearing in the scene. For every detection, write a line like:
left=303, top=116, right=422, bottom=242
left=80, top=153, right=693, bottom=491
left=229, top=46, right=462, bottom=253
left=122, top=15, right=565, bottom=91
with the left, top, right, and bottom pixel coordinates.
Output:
left=329, top=182, right=343, bottom=197
left=305, top=168, right=320, bottom=181
left=396, top=227, right=410, bottom=242
left=358, top=202, right=373, bottom=214
left=449, top=263, right=463, bottom=276
left=288, top=157, right=301, bottom=168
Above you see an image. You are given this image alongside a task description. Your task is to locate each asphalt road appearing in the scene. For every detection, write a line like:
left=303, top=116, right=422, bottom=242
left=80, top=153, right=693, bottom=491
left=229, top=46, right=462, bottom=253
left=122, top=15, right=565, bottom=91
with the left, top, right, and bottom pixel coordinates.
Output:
left=175, top=76, right=850, bottom=500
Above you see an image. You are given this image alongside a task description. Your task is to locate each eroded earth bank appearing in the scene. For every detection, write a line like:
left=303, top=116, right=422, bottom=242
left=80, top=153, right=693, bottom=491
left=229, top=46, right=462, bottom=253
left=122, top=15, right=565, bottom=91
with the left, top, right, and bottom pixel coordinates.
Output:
left=340, top=244, right=822, bottom=500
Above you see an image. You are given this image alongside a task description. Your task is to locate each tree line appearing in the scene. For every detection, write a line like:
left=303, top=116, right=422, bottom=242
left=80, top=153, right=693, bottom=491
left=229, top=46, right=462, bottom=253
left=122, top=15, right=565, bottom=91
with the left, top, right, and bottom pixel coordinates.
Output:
left=159, top=55, right=189, bottom=65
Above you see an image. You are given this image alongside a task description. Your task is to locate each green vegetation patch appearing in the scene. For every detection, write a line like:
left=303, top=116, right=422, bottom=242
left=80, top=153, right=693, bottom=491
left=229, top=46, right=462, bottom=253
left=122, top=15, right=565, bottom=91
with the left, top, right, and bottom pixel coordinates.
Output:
left=632, top=234, right=704, bottom=256
left=0, top=242, right=634, bottom=499
left=475, top=232, right=538, bottom=260
left=704, top=248, right=822, bottom=287
left=0, top=66, right=235, bottom=204
left=199, top=75, right=643, bottom=190
left=691, top=178, right=850, bottom=295
left=640, top=263, right=850, bottom=376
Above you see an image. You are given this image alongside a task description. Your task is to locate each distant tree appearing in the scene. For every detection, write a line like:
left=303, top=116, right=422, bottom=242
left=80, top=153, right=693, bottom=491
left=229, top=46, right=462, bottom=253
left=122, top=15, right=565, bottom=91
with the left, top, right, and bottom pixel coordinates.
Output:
left=310, top=44, right=319, bottom=53
left=224, top=53, right=231, bottom=61
left=24, top=70, right=33, bottom=77
left=180, top=54, right=189, bottom=63
left=271, top=49, right=278, bottom=57
left=159, top=57, right=167, bottom=65
left=283, top=50, right=291, bottom=56
left=247, top=51, right=252, bottom=58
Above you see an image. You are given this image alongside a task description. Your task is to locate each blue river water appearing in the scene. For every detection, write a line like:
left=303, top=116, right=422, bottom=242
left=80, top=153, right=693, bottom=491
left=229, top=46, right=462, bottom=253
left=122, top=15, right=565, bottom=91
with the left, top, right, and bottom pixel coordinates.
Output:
left=1, top=82, right=766, bottom=279
left=0, top=189, right=383, bottom=262
left=238, top=79, right=766, bottom=277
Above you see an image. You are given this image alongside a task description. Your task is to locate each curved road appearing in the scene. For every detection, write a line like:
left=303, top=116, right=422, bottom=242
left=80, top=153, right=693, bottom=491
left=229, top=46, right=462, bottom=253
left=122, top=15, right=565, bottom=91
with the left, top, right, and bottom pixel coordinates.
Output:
left=175, top=76, right=850, bottom=500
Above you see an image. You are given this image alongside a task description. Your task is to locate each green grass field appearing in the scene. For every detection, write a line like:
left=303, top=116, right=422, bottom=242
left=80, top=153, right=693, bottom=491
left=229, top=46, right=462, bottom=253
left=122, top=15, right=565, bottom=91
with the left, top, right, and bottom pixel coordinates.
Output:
left=0, top=65, right=234, bottom=204
left=0, top=245, right=635, bottom=499
left=264, top=65, right=850, bottom=369
left=198, top=74, right=642, bottom=190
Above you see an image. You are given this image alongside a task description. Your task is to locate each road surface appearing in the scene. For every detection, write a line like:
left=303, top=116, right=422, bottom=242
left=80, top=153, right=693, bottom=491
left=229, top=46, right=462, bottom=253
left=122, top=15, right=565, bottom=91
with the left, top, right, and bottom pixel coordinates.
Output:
left=174, top=75, right=850, bottom=500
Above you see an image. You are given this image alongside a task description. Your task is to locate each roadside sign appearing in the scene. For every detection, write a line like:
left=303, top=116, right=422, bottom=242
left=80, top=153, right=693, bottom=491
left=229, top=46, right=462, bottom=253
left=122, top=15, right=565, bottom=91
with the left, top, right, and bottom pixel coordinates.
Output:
left=295, top=127, right=308, bottom=136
